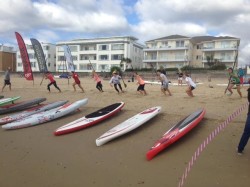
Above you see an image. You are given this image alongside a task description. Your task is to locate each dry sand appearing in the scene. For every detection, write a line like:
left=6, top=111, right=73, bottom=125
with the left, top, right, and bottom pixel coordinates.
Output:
left=0, top=74, right=249, bottom=187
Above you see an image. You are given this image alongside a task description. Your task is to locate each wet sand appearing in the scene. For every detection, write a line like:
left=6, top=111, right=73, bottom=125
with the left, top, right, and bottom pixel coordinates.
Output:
left=0, top=74, right=249, bottom=187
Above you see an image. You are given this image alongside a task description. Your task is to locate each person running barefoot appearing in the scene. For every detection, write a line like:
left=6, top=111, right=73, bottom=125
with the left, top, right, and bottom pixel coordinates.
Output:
left=45, top=72, right=61, bottom=93
left=184, top=73, right=196, bottom=97
left=134, top=72, right=147, bottom=95
left=156, top=69, right=172, bottom=96
left=92, top=70, right=103, bottom=92
left=109, top=71, right=124, bottom=94
left=227, top=67, right=242, bottom=97
left=71, top=71, right=84, bottom=92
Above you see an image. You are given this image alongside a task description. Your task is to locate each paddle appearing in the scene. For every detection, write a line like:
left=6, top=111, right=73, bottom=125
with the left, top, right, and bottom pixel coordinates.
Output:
left=224, top=51, right=238, bottom=94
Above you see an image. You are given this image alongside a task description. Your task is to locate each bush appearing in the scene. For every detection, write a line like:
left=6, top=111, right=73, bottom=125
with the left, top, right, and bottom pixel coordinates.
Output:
left=110, top=66, right=122, bottom=75
left=209, top=63, right=227, bottom=70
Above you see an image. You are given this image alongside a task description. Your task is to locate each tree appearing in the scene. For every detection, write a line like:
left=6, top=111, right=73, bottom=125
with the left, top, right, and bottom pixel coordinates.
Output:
left=206, top=55, right=215, bottom=67
left=120, top=57, right=132, bottom=71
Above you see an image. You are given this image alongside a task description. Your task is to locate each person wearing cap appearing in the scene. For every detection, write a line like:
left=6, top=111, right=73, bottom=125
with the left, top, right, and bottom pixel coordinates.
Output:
left=92, top=70, right=103, bottom=92
left=71, top=71, right=84, bottom=92
left=45, top=72, right=61, bottom=93
left=227, top=67, right=242, bottom=97
left=109, top=71, right=124, bottom=94
left=2, top=67, right=11, bottom=92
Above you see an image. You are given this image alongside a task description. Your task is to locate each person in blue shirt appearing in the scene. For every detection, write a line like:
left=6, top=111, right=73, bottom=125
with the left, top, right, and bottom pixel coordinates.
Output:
left=237, top=88, right=250, bottom=155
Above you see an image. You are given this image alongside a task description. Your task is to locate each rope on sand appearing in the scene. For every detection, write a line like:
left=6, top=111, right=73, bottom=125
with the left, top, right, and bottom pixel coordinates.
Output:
left=178, top=102, right=248, bottom=187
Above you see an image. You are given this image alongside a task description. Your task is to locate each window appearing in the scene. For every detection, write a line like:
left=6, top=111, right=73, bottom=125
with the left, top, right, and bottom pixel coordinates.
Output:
left=72, top=56, right=78, bottom=61
left=99, top=55, right=109, bottom=60
left=48, top=62, right=51, bottom=67
left=48, top=54, right=51, bottom=58
left=111, top=54, right=123, bottom=60
left=18, top=63, right=22, bottom=67
left=57, top=46, right=64, bottom=52
left=162, top=41, right=168, bottom=47
left=58, top=56, right=65, bottom=61
left=112, top=44, right=124, bottom=50
left=28, top=53, right=34, bottom=59
left=69, top=45, right=78, bottom=52
left=176, top=41, right=184, bottom=48
left=43, top=46, right=49, bottom=50
left=99, top=45, right=109, bottom=51
left=221, top=41, right=230, bottom=48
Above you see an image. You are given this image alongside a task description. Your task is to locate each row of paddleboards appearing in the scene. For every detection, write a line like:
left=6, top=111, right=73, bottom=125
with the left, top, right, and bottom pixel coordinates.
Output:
left=0, top=97, right=205, bottom=160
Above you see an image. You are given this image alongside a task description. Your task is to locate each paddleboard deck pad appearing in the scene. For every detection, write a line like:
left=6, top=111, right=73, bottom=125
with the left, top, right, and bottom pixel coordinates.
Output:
left=54, top=102, right=125, bottom=136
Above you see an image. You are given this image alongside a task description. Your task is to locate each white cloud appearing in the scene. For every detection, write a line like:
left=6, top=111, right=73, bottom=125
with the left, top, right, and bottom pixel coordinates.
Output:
left=1, top=0, right=250, bottom=66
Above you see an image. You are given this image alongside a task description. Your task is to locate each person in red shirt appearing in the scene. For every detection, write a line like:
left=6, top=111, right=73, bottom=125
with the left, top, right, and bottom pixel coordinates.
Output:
left=71, top=71, right=84, bottom=92
left=45, top=72, right=61, bottom=93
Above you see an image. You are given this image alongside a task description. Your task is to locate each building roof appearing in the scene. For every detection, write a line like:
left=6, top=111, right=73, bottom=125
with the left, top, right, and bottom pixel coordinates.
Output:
left=190, top=36, right=240, bottom=44
left=146, top=35, right=190, bottom=42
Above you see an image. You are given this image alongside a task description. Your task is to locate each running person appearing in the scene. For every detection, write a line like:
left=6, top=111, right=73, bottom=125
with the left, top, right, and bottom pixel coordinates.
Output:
left=134, top=72, right=147, bottom=95
left=227, top=67, right=242, bottom=97
left=71, top=71, right=84, bottom=92
left=184, top=73, right=196, bottom=97
left=156, top=69, right=172, bottom=96
left=2, top=67, right=11, bottom=92
left=92, top=70, right=103, bottom=92
left=45, top=72, right=61, bottom=93
left=109, top=71, right=124, bottom=94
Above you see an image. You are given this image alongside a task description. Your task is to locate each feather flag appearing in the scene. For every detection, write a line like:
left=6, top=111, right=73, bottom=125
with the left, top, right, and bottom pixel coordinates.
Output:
left=15, top=32, right=34, bottom=81
left=30, top=38, right=48, bottom=73
left=63, top=45, right=75, bottom=72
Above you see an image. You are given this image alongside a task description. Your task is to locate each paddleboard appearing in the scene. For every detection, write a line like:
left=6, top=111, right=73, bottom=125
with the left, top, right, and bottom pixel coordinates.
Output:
left=0, top=100, right=68, bottom=124
left=2, top=98, right=88, bottom=130
left=54, top=102, right=125, bottom=136
left=0, top=96, right=21, bottom=106
left=144, top=81, right=203, bottom=86
left=96, top=106, right=161, bottom=146
left=146, top=108, right=205, bottom=160
left=0, top=98, right=47, bottom=115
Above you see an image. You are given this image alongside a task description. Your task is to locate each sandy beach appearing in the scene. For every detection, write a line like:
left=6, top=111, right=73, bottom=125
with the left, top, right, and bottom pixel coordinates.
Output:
left=0, top=73, right=249, bottom=187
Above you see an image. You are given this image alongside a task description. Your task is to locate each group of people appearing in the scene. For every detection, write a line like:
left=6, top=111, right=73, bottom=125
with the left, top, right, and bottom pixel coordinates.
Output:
left=1, top=66, right=250, bottom=155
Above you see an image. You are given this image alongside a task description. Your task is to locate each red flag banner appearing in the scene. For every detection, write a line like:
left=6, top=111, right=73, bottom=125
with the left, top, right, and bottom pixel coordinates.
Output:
left=15, top=32, right=34, bottom=81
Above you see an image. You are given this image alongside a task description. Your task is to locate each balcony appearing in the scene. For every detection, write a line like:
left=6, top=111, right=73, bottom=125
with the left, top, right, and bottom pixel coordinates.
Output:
left=144, top=45, right=188, bottom=52
left=202, top=46, right=238, bottom=51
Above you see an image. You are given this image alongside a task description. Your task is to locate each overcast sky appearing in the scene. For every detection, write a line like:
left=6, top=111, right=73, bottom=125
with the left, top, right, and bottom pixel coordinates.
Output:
left=1, top=0, right=250, bottom=66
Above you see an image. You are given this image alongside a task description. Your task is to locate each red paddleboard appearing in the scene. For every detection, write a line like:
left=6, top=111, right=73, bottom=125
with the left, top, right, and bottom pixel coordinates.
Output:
left=146, top=108, right=205, bottom=160
left=54, top=102, right=125, bottom=136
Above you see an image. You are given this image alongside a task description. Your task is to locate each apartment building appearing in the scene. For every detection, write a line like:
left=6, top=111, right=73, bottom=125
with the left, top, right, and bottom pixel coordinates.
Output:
left=16, top=43, right=56, bottom=72
left=0, top=45, right=16, bottom=72
left=191, top=36, right=239, bottom=68
left=143, top=35, right=240, bottom=69
left=56, top=36, right=144, bottom=72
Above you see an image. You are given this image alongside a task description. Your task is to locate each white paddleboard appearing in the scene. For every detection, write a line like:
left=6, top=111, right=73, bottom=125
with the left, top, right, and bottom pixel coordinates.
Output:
left=2, top=98, right=88, bottom=130
left=96, top=106, right=161, bottom=146
left=0, top=100, right=68, bottom=124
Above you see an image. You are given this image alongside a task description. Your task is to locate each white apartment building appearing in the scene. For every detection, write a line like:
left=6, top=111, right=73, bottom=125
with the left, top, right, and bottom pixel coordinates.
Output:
left=143, top=35, right=240, bottom=69
left=56, top=36, right=144, bottom=72
left=16, top=43, right=56, bottom=72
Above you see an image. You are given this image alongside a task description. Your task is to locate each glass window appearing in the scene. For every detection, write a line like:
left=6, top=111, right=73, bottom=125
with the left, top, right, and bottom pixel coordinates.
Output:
left=111, top=44, right=124, bottom=50
left=99, top=45, right=109, bottom=51
left=176, top=41, right=184, bottom=47
left=58, top=56, right=65, bottom=61
left=111, top=54, right=123, bottom=60
left=69, top=45, right=78, bottom=52
left=99, top=55, right=109, bottom=60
